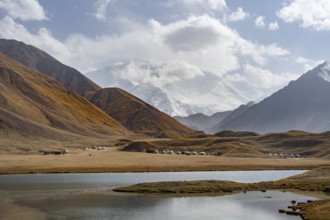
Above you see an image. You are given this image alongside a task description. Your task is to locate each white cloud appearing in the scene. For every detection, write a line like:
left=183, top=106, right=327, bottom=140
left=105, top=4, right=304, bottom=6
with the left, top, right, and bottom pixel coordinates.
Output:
left=268, top=21, right=279, bottom=31
left=277, top=0, right=330, bottom=31
left=242, top=64, right=298, bottom=90
left=0, top=13, right=288, bottom=75
left=94, top=0, right=115, bottom=21
left=160, top=15, right=228, bottom=52
left=0, top=16, right=71, bottom=63
left=0, top=0, right=47, bottom=21
left=296, top=56, right=324, bottom=71
left=0, top=11, right=295, bottom=113
left=111, top=60, right=204, bottom=87
left=166, top=0, right=227, bottom=11
left=255, top=16, right=265, bottom=28
left=236, top=40, right=289, bottom=66
left=228, top=7, right=249, bottom=22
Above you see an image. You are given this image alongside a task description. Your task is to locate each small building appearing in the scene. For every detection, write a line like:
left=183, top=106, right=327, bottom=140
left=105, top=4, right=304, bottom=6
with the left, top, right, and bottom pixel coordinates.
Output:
left=43, top=149, right=69, bottom=155
left=184, top=151, right=191, bottom=155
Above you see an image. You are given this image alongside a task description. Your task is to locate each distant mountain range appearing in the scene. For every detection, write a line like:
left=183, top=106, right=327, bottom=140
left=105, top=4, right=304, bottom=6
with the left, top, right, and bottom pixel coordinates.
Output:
left=0, top=39, right=195, bottom=140
left=215, top=62, right=330, bottom=133
left=207, top=102, right=255, bottom=133
left=85, top=62, right=256, bottom=116
left=174, top=111, right=232, bottom=132
left=1, top=38, right=330, bottom=144
left=175, top=61, right=330, bottom=135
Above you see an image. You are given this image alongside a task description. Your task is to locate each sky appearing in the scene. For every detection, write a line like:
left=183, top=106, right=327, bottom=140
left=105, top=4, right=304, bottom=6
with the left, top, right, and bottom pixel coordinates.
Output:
left=0, top=0, right=329, bottom=112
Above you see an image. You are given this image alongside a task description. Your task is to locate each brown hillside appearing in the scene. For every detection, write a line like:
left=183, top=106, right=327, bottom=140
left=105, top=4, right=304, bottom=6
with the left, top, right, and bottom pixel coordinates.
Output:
left=84, top=88, right=195, bottom=138
left=119, top=130, right=330, bottom=158
left=0, top=39, right=100, bottom=94
left=0, top=53, right=129, bottom=151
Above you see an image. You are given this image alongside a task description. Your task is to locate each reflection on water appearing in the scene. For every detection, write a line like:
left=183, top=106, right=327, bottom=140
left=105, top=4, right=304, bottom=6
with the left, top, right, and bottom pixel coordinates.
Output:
left=0, top=171, right=313, bottom=220
left=18, top=191, right=310, bottom=220
left=0, top=170, right=306, bottom=191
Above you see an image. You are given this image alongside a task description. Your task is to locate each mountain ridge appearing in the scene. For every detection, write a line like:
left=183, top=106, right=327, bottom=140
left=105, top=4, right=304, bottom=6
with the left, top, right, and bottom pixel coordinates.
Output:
left=216, top=62, right=330, bottom=133
left=0, top=39, right=100, bottom=95
left=0, top=52, right=129, bottom=150
left=84, top=87, right=196, bottom=138
left=175, top=111, right=232, bottom=132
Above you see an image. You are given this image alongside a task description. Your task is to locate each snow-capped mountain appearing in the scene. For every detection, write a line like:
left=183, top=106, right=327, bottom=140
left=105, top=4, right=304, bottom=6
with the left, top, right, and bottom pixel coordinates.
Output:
left=86, top=60, right=297, bottom=116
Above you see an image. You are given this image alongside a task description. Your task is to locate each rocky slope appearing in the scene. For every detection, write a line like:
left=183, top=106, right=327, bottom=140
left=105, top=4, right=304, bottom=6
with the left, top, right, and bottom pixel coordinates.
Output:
left=0, top=39, right=100, bottom=95
left=84, top=88, right=195, bottom=138
left=0, top=53, right=128, bottom=150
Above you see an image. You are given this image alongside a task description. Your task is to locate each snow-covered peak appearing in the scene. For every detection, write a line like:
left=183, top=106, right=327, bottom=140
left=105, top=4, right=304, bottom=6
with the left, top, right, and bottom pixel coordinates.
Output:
left=86, top=60, right=298, bottom=116
left=318, top=61, right=330, bottom=82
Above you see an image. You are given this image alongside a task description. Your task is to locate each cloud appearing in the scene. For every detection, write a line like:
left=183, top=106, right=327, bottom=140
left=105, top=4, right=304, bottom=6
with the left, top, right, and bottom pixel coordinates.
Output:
left=111, top=60, right=204, bottom=86
left=165, top=0, right=227, bottom=11
left=0, top=0, right=47, bottom=21
left=161, top=15, right=225, bottom=51
left=164, top=26, right=220, bottom=51
left=228, top=7, right=249, bottom=22
left=94, top=0, right=115, bottom=21
left=296, top=56, right=324, bottom=71
left=0, top=13, right=288, bottom=75
left=0, top=16, right=71, bottom=62
left=222, top=64, right=300, bottom=103
left=268, top=21, right=279, bottom=30
left=0, top=11, right=293, bottom=107
left=255, top=16, right=265, bottom=28
left=242, top=64, right=298, bottom=90
left=236, top=40, right=289, bottom=66
left=277, top=0, right=330, bottom=31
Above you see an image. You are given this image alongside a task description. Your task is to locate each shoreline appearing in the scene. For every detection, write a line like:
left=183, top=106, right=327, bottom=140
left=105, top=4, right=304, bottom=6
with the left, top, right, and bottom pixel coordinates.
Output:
left=0, top=166, right=311, bottom=175
left=113, top=167, right=330, bottom=219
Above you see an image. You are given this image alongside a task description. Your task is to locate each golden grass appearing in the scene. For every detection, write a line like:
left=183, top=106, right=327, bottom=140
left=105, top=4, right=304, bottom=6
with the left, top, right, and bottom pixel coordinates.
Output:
left=296, top=200, right=330, bottom=220
left=0, top=150, right=329, bottom=174
left=84, top=88, right=195, bottom=138
left=0, top=53, right=129, bottom=141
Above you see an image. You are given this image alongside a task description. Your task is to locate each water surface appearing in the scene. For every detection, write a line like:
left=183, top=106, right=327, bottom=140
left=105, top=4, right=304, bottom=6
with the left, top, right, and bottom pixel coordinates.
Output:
left=0, top=170, right=314, bottom=220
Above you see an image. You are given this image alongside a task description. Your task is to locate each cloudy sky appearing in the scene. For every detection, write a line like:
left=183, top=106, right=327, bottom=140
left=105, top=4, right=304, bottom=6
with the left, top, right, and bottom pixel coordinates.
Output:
left=0, top=0, right=329, bottom=112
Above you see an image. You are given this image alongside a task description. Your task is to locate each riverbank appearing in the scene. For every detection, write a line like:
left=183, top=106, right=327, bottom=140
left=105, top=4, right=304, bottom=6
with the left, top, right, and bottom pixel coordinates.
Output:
left=114, top=167, right=330, bottom=220
left=1, top=151, right=330, bottom=174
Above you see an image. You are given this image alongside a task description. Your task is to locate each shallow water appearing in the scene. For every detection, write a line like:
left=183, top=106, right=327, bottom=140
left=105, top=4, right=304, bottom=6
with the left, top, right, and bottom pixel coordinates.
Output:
left=0, top=170, right=315, bottom=220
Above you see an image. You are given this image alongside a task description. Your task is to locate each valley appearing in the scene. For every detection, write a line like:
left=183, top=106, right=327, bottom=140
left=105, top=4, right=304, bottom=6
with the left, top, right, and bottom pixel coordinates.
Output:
left=0, top=1, right=330, bottom=219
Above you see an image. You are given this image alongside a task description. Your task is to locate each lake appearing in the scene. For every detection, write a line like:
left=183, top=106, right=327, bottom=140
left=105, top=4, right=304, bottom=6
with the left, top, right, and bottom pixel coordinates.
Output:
left=0, top=170, right=316, bottom=219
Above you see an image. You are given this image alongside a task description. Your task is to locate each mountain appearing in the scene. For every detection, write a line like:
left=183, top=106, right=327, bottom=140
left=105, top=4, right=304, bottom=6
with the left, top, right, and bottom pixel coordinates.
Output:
left=174, top=111, right=232, bottom=132
left=0, top=53, right=128, bottom=151
left=216, top=62, right=330, bottom=133
left=84, top=88, right=195, bottom=138
left=207, top=101, right=254, bottom=134
left=85, top=61, right=261, bottom=116
left=0, top=39, right=100, bottom=95
left=0, top=39, right=193, bottom=138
